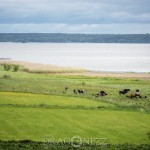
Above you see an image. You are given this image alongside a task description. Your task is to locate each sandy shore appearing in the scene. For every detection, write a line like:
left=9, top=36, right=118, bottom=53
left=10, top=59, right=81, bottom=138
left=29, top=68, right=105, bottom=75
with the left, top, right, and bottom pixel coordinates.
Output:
left=0, top=60, right=84, bottom=72
left=61, top=71, right=150, bottom=80
left=0, top=60, right=150, bottom=80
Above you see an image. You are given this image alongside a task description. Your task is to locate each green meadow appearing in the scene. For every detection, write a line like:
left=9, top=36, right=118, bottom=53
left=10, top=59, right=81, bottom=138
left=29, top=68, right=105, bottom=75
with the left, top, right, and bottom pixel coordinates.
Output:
left=0, top=65, right=150, bottom=149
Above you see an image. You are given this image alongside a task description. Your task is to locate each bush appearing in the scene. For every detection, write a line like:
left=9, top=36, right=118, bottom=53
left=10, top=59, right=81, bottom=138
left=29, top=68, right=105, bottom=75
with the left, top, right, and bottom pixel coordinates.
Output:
left=3, top=64, right=12, bottom=71
left=3, top=64, right=20, bottom=72
left=13, top=65, right=19, bottom=72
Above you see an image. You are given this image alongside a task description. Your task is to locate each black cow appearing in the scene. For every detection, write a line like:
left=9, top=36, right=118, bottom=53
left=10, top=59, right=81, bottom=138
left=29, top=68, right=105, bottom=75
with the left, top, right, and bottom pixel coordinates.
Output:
left=65, top=86, right=68, bottom=91
left=119, top=91, right=127, bottom=95
left=100, top=91, right=107, bottom=96
left=124, top=89, right=130, bottom=92
left=78, top=89, right=84, bottom=94
left=63, top=86, right=68, bottom=93
left=119, top=89, right=130, bottom=95
left=94, top=91, right=107, bottom=97
left=73, top=89, right=77, bottom=94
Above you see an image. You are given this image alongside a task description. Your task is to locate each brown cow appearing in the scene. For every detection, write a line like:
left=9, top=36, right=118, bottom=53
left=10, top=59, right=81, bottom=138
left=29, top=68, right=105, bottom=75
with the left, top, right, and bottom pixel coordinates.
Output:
left=127, top=89, right=147, bottom=99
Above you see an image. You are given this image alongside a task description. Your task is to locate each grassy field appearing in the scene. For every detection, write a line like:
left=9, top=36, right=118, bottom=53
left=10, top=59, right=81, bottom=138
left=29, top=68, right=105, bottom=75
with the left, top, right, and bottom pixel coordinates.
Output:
left=0, top=65, right=150, bottom=111
left=0, top=64, right=150, bottom=149
left=0, top=92, right=115, bottom=108
left=0, top=103, right=150, bottom=144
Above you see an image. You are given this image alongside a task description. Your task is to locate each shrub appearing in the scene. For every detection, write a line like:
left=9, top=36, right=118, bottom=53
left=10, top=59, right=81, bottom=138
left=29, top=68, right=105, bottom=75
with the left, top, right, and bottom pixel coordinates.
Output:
left=3, top=64, right=12, bottom=71
left=13, top=65, right=19, bottom=72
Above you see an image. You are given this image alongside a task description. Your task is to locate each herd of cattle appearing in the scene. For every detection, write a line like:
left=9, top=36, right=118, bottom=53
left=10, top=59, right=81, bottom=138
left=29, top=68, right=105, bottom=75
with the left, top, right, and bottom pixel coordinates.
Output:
left=64, top=87, right=147, bottom=99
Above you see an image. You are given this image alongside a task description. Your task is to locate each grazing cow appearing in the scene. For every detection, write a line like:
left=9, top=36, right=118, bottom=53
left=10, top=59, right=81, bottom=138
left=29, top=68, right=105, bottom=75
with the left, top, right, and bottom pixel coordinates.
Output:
left=127, top=89, right=147, bottom=99
left=100, top=91, right=107, bottom=96
left=119, top=90, right=127, bottom=95
left=63, top=86, right=68, bottom=93
left=95, top=91, right=107, bottom=97
left=73, top=89, right=77, bottom=94
left=65, top=86, right=68, bottom=91
left=119, top=89, right=130, bottom=95
left=124, top=89, right=130, bottom=92
left=78, top=89, right=84, bottom=94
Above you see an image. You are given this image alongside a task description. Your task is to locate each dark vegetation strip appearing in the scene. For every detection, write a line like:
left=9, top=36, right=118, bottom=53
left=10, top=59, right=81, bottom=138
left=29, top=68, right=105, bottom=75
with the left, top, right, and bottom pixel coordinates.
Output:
left=0, top=104, right=105, bottom=110
left=0, top=104, right=149, bottom=113
left=0, top=33, right=150, bottom=43
left=0, top=140, right=150, bottom=150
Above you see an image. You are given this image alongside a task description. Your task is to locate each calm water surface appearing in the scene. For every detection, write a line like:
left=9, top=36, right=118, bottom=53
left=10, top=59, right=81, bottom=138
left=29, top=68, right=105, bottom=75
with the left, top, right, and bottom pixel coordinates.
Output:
left=0, top=43, right=150, bottom=72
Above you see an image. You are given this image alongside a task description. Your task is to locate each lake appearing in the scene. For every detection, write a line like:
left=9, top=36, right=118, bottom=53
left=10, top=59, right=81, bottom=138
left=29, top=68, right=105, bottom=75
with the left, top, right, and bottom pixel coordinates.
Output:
left=0, top=43, right=150, bottom=72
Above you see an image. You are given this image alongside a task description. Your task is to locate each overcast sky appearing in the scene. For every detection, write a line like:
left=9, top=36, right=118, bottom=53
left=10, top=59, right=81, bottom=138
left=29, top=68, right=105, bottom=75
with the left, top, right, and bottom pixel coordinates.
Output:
left=0, top=0, right=150, bottom=33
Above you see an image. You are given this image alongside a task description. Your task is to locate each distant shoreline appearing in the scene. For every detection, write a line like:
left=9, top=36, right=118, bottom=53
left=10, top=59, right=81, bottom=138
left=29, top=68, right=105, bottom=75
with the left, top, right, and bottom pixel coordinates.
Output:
left=1, top=42, right=150, bottom=44
left=0, top=58, right=11, bottom=60
left=0, top=33, right=150, bottom=43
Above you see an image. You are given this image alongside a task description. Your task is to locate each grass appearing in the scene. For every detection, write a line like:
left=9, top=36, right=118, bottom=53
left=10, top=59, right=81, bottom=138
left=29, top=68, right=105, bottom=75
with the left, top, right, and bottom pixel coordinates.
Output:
left=0, top=65, right=150, bottom=111
left=0, top=92, right=115, bottom=108
left=0, top=92, right=150, bottom=144
left=0, top=106, right=150, bottom=144
left=0, top=64, right=150, bottom=148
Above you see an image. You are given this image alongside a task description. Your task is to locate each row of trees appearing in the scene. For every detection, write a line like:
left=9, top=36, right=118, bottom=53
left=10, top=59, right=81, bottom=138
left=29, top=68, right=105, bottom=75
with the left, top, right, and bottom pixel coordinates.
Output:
left=0, top=33, right=150, bottom=43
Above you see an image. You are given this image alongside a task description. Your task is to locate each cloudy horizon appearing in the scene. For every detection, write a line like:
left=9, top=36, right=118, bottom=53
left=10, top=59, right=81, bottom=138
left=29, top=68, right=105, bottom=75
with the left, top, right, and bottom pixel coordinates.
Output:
left=0, top=0, right=150, bottom=33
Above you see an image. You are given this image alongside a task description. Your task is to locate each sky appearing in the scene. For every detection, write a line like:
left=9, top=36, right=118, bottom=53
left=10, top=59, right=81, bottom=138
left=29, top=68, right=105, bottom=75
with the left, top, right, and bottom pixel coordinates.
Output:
left=0, top=0, right=150, bottom=33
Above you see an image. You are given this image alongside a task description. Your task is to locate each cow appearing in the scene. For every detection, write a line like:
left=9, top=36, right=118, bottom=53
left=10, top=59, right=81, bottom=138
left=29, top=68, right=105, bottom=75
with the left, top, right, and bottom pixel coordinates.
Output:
left=73, top=89, right=77, bottom=94
left=94, top=91, right=107, bottom=97
left=119, top=90, right=127, bottom=95
left=65, top=86, right=68, bottom=91
left=126, top=89, right=147, bottom=99
left=63, top=86, right=68, bottom=93
left=77, top=89, right=84, bottom=94
left=119, top=89, right=130, bottom=95
left=124, top=89, right=130, bottom=92
left=100, top=91, right=107, bottom=96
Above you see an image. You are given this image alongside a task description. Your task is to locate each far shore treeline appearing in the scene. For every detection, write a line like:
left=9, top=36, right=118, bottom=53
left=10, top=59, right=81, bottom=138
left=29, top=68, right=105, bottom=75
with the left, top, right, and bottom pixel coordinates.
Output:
left=0, top=33, right=150, bottom=43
